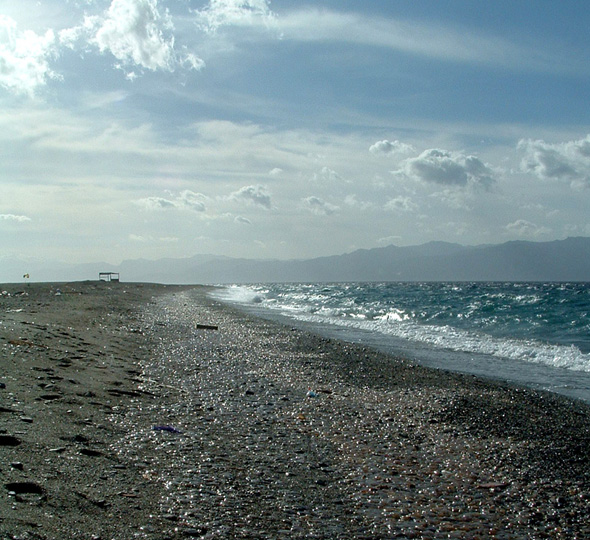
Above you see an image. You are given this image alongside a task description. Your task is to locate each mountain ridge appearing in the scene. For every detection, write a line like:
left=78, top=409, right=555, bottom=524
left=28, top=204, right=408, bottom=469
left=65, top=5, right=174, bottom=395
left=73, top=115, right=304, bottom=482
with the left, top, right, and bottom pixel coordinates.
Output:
left=1, top=237, right=589, bottom=284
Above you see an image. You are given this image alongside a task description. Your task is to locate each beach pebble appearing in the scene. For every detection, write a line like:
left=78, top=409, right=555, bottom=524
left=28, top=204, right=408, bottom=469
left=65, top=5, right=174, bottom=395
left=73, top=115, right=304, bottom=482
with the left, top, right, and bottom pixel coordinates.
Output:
left=70, top=285, right=590, bottom=540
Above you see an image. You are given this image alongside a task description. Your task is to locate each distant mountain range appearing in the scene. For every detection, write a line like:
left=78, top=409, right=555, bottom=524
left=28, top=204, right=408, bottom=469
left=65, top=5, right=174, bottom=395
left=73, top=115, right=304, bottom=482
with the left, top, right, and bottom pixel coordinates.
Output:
left=2, top=237, right=590, bottom=284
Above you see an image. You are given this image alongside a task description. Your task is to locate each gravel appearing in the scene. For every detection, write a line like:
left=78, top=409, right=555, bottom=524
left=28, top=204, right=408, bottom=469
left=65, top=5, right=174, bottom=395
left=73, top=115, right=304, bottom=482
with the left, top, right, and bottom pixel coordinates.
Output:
left=2, top=283, right=589, bottom=539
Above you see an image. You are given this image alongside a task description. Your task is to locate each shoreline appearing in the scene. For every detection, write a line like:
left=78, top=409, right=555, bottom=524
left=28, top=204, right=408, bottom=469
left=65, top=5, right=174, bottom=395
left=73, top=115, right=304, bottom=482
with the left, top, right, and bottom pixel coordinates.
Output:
left=2, top=282, right=589, bottom=538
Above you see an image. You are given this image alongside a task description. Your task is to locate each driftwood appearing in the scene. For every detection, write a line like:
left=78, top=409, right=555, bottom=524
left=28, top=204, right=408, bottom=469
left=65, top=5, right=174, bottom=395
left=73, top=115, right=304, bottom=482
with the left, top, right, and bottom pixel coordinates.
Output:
left=196, top=323, right=218, bottom=330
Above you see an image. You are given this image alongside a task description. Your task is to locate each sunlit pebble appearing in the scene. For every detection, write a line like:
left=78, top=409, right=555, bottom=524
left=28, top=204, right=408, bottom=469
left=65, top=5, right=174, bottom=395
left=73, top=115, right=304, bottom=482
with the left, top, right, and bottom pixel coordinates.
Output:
left=100, top=292, right=590, bottom=538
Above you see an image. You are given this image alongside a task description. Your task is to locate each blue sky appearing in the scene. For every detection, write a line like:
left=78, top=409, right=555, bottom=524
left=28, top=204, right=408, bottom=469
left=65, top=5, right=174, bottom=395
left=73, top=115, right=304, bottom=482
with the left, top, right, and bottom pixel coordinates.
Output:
left=2, top=0, right=590, bottom=268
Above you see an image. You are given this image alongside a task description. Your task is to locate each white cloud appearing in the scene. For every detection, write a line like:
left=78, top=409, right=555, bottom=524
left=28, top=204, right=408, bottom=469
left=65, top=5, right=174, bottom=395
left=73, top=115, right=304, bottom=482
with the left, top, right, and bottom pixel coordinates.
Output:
left=135, top=196, right=177, bottom=210
left=384, top=196, right=416, bottom=212
left=377, top=235, right=402, bottom=246
left=129, top=233, right=178, bottom=242
left=0, top=213, right=32, bottom=222
left=234, top=215, right=251, bottom=224
left=230, top=184, right=271, bottom=209
left=178, top=190, right=207, bottom=212
left=269, top=167, right=283, bottom=176
left=518, top=135, right=590, bottom=189
left=182, top=50, right=206, bottom=71
left=197, top=0, right=277, bottom=32
left=0, top=15, right=57, bottom=96
left=312, top=166, right=342, bottom=183
left=369, top=139, right=414, bottom=156
left=344, top=194, right=373, bottom=210
left=61, top=0, right=204, bottom=74
left=135, top=190, right=208, bottom=211
left=277, top=9, right=580, bottom=75
left=395, top=148, right=495, bottom=189
left=505, top=219, right=551, bottom=237
left=429, top=188, right=471, bottom=211
left=301, top=196, right=339, bottom=215
left=91, top=0, right=176, bottom=71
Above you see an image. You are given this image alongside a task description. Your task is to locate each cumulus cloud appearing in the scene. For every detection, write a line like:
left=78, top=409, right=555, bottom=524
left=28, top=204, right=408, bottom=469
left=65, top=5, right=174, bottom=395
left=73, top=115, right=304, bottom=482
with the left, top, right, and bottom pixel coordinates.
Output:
left=0, top=15, right=57, bottom=96
left=230, top=185, right=271, bottom=209
left=61, top=0, right=204, bottom=74
left=234, top=215, right=252, bottom=224
left=369, top=139, right=414, bottom=155
left=178, top=190, right=207, bottom=212
left=135, top=196, right=177, bottom=210
left=384, top=196, right=416, bottom=212
left=395, top=148, right=495, bottom=189
left=0, top=213, right=32, bottom=222
left=518, top=135, right=590, bottom=189
left=129, top=233, right=178, bottom=242
left=91, top=0, right=176, bottom=71
left=301, top=196, right=339, bottom=215
left=312, top=166, right=342, bottom=183
left=344, top=194, right=373, bottom=210
left=377, top=235, right=402, bottom=246
left=197, top=0, right=277, bottom=32
left=505, top=219, right=551, bottom=237
left=269, top=167, right=283, bottom=176
left=429, top=188, right=471, bottom=210
left=135, top=190, right=208, bottom=211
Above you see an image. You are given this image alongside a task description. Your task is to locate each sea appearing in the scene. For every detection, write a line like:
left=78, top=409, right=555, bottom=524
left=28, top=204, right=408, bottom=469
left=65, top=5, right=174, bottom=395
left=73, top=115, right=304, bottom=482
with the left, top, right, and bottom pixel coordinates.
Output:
left=211, top=282, right=590, bottom=404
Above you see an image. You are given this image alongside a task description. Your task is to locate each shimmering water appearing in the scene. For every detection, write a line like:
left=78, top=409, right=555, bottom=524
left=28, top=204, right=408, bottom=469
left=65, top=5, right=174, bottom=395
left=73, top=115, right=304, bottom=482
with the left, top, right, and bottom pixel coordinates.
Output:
left=212, top=282, right=590, bottom=403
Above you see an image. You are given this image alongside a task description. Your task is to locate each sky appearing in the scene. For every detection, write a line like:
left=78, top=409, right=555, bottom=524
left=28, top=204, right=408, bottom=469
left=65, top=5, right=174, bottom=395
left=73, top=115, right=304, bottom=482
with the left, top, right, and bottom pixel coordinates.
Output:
left=2, top=0, right=590, bottom=266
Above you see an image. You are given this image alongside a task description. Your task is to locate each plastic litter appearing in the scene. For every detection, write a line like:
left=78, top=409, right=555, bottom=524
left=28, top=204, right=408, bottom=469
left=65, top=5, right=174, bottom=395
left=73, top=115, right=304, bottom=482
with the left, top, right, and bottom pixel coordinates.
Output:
left=152, top=425, right=182, bottom=434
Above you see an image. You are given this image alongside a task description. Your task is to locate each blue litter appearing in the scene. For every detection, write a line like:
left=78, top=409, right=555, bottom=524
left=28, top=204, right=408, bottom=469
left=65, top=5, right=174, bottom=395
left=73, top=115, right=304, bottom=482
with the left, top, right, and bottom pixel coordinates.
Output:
left=152, top=425, right=182, bottom=434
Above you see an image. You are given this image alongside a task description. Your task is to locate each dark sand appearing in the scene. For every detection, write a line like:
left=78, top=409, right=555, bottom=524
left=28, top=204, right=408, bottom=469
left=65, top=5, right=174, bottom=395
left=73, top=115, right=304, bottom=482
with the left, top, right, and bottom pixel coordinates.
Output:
left=1, top=282, right=589, bottom=539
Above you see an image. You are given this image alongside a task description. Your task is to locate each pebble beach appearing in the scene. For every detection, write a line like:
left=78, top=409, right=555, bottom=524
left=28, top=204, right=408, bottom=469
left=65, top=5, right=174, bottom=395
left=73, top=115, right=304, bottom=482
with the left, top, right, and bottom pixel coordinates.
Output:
left=1, top=282, right=589, bottom=539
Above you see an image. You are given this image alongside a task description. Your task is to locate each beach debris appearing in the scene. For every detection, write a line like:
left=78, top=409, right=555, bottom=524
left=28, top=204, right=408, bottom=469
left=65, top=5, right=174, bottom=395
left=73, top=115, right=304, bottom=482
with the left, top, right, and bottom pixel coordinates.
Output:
left=152, top=425, right=183, bottom=434
left=306, top=389, right=318, bottom=398
left=196, top=323, right=219, bottom=330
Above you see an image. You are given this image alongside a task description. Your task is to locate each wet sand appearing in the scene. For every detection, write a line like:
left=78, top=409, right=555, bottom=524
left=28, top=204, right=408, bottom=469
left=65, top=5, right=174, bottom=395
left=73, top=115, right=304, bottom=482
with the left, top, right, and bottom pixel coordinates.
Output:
left=1, top=282, right=589, bottom=539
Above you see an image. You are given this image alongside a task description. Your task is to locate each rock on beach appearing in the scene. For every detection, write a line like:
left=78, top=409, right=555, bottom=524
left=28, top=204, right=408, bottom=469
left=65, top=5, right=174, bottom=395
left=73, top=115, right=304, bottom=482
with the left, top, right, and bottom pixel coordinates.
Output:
left=1, top=281, right=589, bottom=539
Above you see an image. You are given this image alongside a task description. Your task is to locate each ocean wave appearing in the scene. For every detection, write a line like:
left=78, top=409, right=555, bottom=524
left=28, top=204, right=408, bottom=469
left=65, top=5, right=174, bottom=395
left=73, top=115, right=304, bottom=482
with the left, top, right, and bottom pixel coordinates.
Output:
left=211, top=282, right=590, bottom=373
